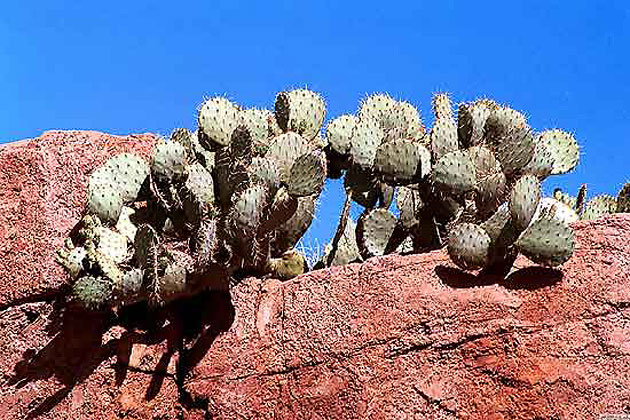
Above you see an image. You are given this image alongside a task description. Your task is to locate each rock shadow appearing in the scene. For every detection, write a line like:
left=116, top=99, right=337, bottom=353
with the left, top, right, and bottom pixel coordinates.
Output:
left=436, top=265, right=564, bottom=290
left=7, top=288, right=234, bottom=419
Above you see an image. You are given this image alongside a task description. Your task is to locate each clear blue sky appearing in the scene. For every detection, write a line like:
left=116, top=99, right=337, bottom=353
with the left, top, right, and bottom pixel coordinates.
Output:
left=2, top=1, right=629, bottom=249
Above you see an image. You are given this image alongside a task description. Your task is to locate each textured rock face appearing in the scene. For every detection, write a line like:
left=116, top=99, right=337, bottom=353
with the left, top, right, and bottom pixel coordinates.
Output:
left=0, top=131, right=629, bottom=420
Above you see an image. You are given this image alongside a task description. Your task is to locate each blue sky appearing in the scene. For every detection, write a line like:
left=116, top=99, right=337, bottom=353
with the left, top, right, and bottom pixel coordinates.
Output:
left=2, top=1, right=629, bottom=249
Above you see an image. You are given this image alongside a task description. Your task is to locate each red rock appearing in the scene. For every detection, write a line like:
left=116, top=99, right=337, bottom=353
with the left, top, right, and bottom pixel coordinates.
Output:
left=1, top=131, right=629, bottom=419
left=0, top=131, right=158, bottom=307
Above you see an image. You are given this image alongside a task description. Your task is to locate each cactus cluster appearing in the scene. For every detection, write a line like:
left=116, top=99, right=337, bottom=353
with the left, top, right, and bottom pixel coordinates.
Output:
left=321, top=93, right=582, bottom=274
left=57, top=89, right=327, bottom=310
left=57, top=89, right=603, bottom=310
left=553, top=182, right=630, bottom=221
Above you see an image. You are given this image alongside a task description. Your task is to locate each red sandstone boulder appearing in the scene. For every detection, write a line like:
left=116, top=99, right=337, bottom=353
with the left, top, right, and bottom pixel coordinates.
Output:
left=0, top=131, right=629, bottom=419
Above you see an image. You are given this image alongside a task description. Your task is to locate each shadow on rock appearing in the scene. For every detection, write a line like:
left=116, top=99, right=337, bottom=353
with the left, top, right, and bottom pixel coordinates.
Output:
left=436, top=265, right=564, bottom=290
left=8, top=289, right=234, bottom=419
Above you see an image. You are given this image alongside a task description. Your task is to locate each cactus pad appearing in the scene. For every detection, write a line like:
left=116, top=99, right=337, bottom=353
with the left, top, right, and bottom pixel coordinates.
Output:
left=275, top=88, right=326, bottom=140
left=617, top=182, right=630, bottom=213
left=198, top=96, right=239, bottom=148
left=582, top=195, right=617, bottom=220
left=433, top=150, right=477, bottom=194
left=349, top=117, right=384, bottom=169
left=287, top=151, right=327, bottom=197
left=356, top=208, right=398, bottom=258
left=265, top=132, right=311, bottom=182
left=509, top=174, right=541, bottom=232
left=72, top=275, right=113, bottom=310
left=326, top=114, right=357, bottom=156
left=539, top=129, right=580, bottom=175
left=447, top=223, right=492, bottom=270
left=374, top=139, right=430, bottom=184
left=515, top=214, right=575, bottom=267
left=152, top=140, right=188, bottom=180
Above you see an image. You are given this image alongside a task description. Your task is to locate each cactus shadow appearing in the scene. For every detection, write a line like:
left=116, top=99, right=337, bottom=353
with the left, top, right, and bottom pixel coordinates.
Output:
left=500, top=267, right=564, bottom=290
left=436, top=265, right=564, bottom=290
left=435, top=265, right=502, bottom=288
left=7, top=289, right=234, bottom=419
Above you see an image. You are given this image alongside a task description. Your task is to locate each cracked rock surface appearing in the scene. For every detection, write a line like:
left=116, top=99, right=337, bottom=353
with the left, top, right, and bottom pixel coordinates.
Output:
left=1, top=131, right=630, bottom=419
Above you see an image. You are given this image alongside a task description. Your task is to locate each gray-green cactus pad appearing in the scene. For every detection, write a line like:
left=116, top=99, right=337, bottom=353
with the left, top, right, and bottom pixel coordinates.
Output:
left=447, top=223, right=491, bottom=270
left=374, top=139, right=430, bottom=184
left=515, top=215, right=575, bottom=267
left=265, top=132, right=311, bottom=182
left=275, top=88, right=326, bottom=140
left=326, top=114, right=357, bottom=155
left=538, top=129, right=580, bottom=175
left=287, top=152, right=327, bottom=197
left=509, top=174, right=541, bottom=232
left=582, top=195, right=617, bottom=220
left=152, top=140, right=188, bottom=180
left=198, top=96, right=239, bottom=148
left=356, top=208, right=398, bottom=258
left=433, top=150, right=477, bottom=194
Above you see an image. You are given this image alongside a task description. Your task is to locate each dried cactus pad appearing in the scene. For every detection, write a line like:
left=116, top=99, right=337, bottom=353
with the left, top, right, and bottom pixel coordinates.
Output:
left=539, top=129, right=579, bottom=175
left=447, top=223, right=492, bottom=270
left=326, top=114, right=357, bottom=155
left=515, top=215, right=575, bottom=267
left=275, top=88, right=326, bottom=140
left=198, top=96, right=240, bottom=148
left=287, top=151, right=327, bottom=198
left=374, top=139, right=430, bottom=184
left=582, top=195, right=617, bottom=220
left=356, top=208, right=398, bottom=258
left=433, top=150, right=477, bottom=194
left=509, top=174, right=541, bottom=232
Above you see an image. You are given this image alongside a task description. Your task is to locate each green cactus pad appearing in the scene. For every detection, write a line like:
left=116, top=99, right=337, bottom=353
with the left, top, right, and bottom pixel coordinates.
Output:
left=344, top=166, right=379, bottom=208
left=509, top=174, right=541, bottom=232
left=159, top=254, right=190, bottom=297
left=326, top=114, right=357, bottom=155
left=515, top=215, right=575, bottom=267
left=274, top=88, right=326, bottom=140
left=239, top=108, right=274, bottom=154
left=271, top=195, right=316, bottom=254
left=488, top=116, right=535, bottom=174
left=522, top=134, right=554, bottom=179
left=617, top=182, right=630, bottom=213
left=457, top=101, right=493, bottom=147
left=475, top=172, right=508, bottom=219
left=228, top=125, right=254, bottom=164
left=287, top=151, right=327, bottom=197
left=432, top=93, right=453, bottom=120
left=390, top=101, right=425, bottom=140
left=582, top=195, right=617, bottom=220
left=183, top=163, right=215, bottom=207
left=433, top=150, right=477, bottom=195
left=265, top=132, right=311, bottom=182
left=87, top=184, right=124, bottom=223
left=193, top=218, right=219, bottom=269
left=447, top=223, right=492, bottom=270
left=357, top=93, right=398, bottom=129
left=374, top=139, right=431, bottom=184
left=396, top=186, right=424, bottom=229
left=349, top=117, right=384, bottom=169
left=151, top=140, right=188, bottom=180
left=430, top=116, right=458, bottom=161
left=538, top=129, right=580, bottom=175
left=322, top=218, right=361, bottom=267
left=231, top=185, right=267, bottom=234
left=72, top=275, right=113, bottom=310
left=248, top=156, right=281, bottom=192
left=198, top=96, right=240, bottom=148
left=90, top=153, right=149, bottom=202
left=356, top=208, right=398, bottom=258
left=261, top=186, right=299, bottom=232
